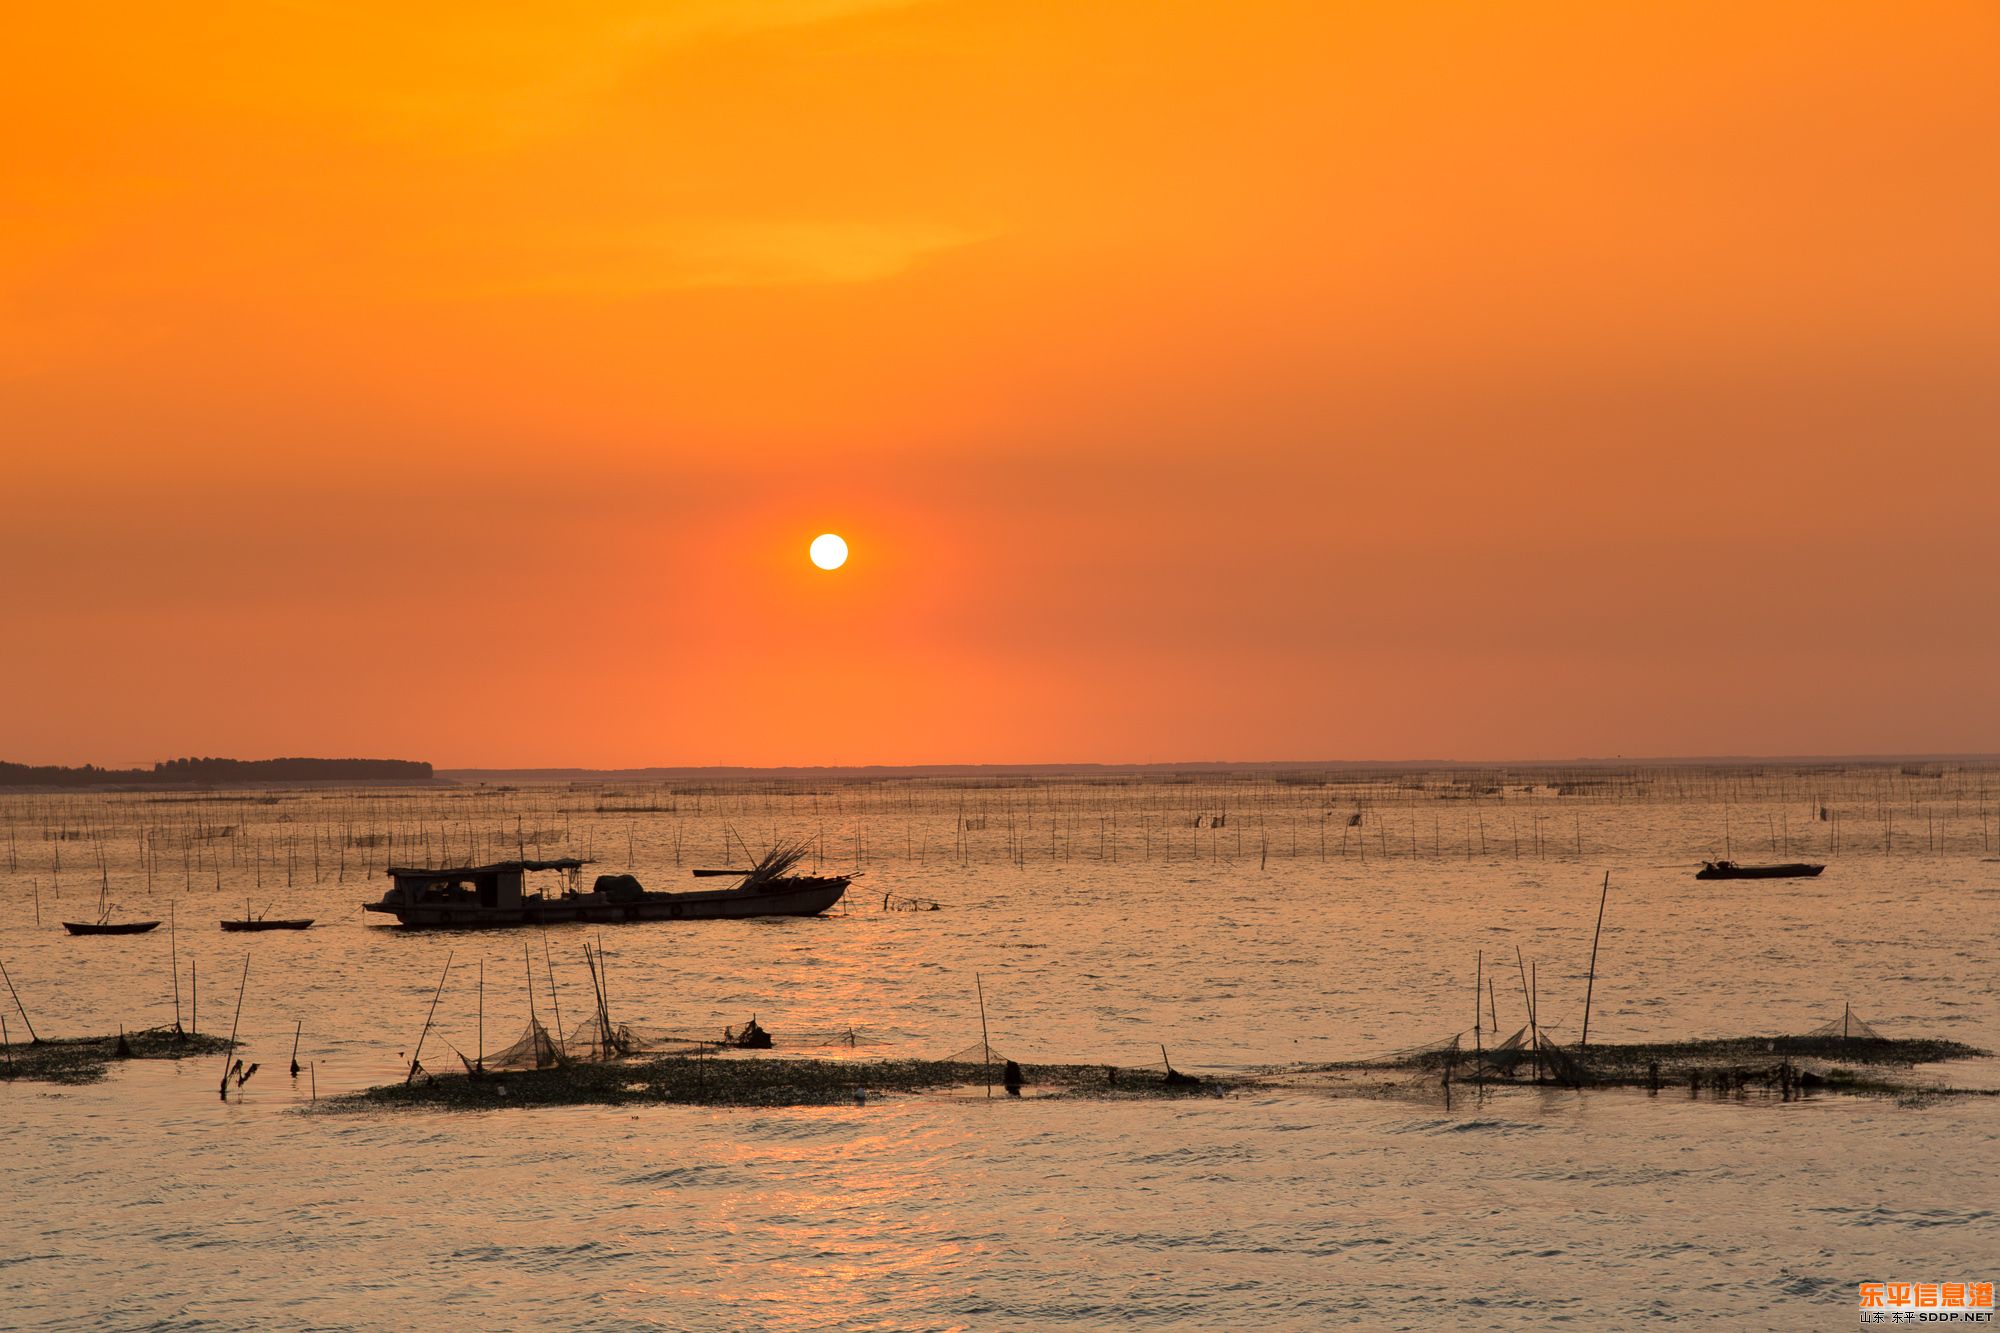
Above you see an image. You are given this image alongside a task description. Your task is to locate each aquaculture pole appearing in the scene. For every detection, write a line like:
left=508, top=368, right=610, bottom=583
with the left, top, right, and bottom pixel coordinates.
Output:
left=1515, top=947, right=1537, bottom=1083
left=975, top=971, right=992, bottom=1099
left=169, top=903, right=181, bottom=1032
left=406, top=951, right=454, bottom=1085
left=0, top=955, right=39, bottom=1044
left=219, top=954, right=250, bottom=1097
left=290, top=1019, right=302, bottom=1077
left=523, top=942, right=537, bottom=1032
left=542, top=932, right=564, bottom=1049
left=1576, top=872, right=1608, bottom=1048
left=1474, top=951, right=1483, bottom=1069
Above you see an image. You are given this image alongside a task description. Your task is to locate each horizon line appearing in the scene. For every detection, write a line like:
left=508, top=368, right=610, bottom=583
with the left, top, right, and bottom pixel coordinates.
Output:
left=434, top=751, right=2000, bottom=777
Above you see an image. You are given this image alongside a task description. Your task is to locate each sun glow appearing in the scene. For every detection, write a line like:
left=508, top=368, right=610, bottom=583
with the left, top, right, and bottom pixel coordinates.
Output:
left=809, top=533, right=848, bottom=571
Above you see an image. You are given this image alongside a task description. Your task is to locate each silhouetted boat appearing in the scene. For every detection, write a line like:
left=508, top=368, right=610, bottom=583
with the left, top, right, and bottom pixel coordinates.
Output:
left=363, top=844, right=849, bottom=929
left=220, top=899, right=312, bottom=931
left=1695, top=860, right=1825, bottom=880
left=65, top=884, right=160, bottom=934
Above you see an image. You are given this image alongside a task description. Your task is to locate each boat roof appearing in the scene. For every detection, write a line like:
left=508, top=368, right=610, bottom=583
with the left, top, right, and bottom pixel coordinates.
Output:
left=385, top=858, right=591, bottom=880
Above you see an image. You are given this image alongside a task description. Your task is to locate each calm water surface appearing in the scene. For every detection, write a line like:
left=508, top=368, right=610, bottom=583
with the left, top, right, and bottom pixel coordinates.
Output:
left=2, top=770, right=1995, bottom=1329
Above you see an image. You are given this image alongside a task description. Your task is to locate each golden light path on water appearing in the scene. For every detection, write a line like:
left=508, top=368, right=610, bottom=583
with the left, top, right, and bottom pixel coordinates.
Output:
left=0, top=768, right=1995, bottom=1328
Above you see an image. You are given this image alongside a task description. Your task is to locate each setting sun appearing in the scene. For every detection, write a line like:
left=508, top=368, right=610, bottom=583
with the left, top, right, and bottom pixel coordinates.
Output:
left=809, top=533, right=848, bottom=571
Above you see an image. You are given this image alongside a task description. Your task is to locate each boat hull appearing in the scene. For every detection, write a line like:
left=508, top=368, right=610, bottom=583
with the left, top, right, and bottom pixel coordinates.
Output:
left=363, top=877, right=850, bottom=929
left=221, top=919, right=315, bottom=931
left=62, top=921, right=162, bottom=935
left=1695, top=863, right=1825, bottom=880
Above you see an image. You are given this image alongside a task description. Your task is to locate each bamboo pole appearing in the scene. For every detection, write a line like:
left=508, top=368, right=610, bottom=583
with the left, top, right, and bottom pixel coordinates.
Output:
left=219, top=954, right=250, bottom=1097
left=0, top=955, right=39, bottom=1043
left=1473, top=950, right=1483, bottom=1072
left=406, top=951, right=453, bottom=1084
left=975, top=972, right=992, bottom=1099
left=1530, top=961, right=1540, bottom=1083
left=542, top=933, right=563, bottom=1051
left=1580, top=871, right=1610, bottom=1047
left=169, top=903, right=182, bottom=1033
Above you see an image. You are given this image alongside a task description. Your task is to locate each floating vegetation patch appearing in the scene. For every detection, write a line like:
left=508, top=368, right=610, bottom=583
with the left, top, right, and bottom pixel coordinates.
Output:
left=2, top=1027, right=234, bottom=1085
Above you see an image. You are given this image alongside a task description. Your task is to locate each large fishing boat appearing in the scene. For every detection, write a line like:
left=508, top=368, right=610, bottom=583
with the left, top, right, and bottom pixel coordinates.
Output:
left=1694, top=860, right=1825, bottom=880
left=363, top=845, right=849, bottom=928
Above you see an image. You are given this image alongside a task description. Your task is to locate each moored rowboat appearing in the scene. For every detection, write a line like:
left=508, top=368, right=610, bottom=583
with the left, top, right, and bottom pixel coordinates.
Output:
left=63, top=920, right=162, bottom=935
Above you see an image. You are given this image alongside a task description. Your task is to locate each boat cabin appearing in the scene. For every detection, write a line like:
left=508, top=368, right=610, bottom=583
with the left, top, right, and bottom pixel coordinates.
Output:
left=378, top=858, right=589, bottom=912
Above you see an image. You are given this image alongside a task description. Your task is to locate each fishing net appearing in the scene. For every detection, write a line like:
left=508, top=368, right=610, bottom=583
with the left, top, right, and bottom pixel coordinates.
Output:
left=1384, top=1031, right=1462, bottom=1068
left=1533, top=1035, right=1586, bottom=1087
left=485, top=1017, right=564, bottom=1071
left=564, top=1012, right=645, bottom=1061
left=940, top=1038, right=1011, bottom=1066
left=1459, top=1026, right=1528, bottom=1078
left=1804, top=1008, right=1885, bottom=1041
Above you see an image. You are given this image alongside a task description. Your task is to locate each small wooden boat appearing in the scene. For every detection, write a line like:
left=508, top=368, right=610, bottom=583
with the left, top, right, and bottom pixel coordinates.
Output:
left=65, top=884, right=160, bottom=934
left=1695, top=860, right=1825, bottom=880
left=221, top=918, right=314, bottom=932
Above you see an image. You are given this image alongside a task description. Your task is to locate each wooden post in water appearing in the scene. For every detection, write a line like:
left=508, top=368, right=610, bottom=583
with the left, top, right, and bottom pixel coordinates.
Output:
left=975, top=971, right=992, bottom=1099
left=290, top=1019, right=302, bottom=1077
left=1580, top=872, right=1610, bottom=1047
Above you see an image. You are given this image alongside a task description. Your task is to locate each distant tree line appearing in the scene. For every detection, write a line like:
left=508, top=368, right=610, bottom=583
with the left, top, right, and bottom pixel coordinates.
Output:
left=0, top=757, right=433, bottom=787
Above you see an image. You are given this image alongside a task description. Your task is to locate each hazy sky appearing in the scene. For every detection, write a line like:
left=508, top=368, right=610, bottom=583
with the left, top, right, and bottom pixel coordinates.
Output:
left=4, top=2, right=1996, bottom=766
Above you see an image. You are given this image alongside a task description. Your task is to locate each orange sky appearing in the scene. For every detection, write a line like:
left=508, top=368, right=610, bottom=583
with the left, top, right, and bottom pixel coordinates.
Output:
left=4, top=2, right=1997, bottom=767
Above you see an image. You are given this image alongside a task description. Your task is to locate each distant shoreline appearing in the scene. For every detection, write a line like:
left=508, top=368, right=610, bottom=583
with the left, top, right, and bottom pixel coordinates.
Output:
left=6, top=754, right=1996, bottom=792
left=439, top=754, right=2000, bottom=783
left=0, top=757, right=434, bottom=790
